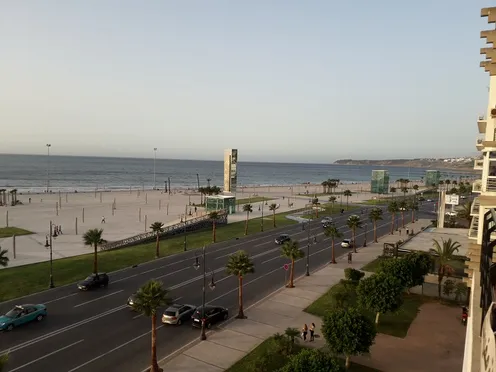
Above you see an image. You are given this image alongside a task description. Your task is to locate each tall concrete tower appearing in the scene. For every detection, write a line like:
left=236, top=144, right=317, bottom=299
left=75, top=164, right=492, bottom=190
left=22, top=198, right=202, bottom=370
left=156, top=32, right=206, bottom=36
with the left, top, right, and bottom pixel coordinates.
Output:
left=223, top=149, right=238, bottom=193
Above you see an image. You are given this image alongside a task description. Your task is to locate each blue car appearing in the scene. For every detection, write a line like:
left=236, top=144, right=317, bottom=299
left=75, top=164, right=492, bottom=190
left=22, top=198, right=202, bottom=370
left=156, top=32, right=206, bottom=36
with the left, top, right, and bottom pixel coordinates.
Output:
left=0, top=304, right=47, bottom=331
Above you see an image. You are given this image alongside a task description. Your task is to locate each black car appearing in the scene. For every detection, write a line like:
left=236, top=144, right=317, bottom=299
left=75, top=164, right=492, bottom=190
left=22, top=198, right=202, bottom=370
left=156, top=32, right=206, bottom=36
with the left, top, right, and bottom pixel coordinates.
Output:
left=275, top=234, right=291, bottom=245
left=191, top=305, right=228, bottom=329
left=77, top=273, right=109, bottom=291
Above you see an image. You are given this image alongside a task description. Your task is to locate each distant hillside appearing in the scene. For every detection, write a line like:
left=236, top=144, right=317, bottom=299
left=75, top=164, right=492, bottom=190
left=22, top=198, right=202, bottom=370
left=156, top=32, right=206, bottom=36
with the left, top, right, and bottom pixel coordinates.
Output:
left=333, top=158, right=476, bottom=171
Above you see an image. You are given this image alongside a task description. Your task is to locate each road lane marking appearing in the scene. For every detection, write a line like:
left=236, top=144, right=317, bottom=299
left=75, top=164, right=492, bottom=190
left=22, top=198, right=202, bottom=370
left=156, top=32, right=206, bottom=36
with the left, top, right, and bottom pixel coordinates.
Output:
left=8, top=339, right=85, bottom=372
left=132, top=313, right=143, bottom=319
left=73, top=290, right=124, bottom=308
left=67, top=326, right=164, bottom=372
left=251, top=247, right=280, bottom=259
left=113, top=273, right=141, bottom=283
left=0, top=305, right=127, bottom=355
left=155, top=266, right=191, bottom=280
left=215, top=252, right=235, bottom=260
left=44, top=293, right=79, bottom=304
left=167, top=267, right=225, bottom=291
left=261, top=256, right=282, bottom=265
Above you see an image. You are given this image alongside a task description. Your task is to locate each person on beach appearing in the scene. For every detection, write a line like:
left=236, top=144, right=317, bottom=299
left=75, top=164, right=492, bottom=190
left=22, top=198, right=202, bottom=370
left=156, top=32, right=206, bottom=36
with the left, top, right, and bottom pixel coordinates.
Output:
left=301, top=324, right=308, bottom=341
left=309, top=323, right=315, bottom=341
left=101, top=216, right=106, bottom=224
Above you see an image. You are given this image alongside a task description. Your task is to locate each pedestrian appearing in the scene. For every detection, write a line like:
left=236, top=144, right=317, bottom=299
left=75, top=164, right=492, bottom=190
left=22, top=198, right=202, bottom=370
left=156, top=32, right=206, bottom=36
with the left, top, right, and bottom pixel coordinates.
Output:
left=309, top=323, right=315, bottom=341
left=399, top=228, right=402, bottom=236
left=45, top=235, right=49, bottom=248
left=348, top=252, right=352, bottom=264
left=301, top=324, right=308, bottom=341
left=406, top=228, right=409, bottom=235
left=101, top=216, right=106, bottom=224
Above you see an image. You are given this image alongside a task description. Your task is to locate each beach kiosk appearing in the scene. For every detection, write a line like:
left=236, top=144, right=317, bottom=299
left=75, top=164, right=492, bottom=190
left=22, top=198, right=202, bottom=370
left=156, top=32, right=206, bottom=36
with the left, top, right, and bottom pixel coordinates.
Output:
left=205, top=194, right=236, bottom=215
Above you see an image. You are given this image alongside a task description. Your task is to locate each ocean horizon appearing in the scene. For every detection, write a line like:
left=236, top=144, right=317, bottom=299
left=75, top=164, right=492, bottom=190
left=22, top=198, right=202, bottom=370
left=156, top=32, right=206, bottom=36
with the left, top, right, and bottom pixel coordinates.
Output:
left=0, top=153, right=475, bottom=193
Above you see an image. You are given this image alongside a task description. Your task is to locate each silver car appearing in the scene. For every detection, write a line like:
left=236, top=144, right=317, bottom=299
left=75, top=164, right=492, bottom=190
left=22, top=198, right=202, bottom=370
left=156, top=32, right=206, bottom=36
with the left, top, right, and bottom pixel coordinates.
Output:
left=162, top=304, right=197, bottom=325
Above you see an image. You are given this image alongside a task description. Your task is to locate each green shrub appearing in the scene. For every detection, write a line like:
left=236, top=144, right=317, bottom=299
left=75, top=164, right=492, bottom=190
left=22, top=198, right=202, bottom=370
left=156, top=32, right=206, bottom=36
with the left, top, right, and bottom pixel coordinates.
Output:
left=344, top=268, right=365, bottom=282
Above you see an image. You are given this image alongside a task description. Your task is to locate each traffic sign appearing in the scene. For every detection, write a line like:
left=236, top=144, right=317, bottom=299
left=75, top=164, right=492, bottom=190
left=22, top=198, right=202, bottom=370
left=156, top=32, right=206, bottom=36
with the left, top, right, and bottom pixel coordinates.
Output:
left=445, top=194, right=459, bottom=206
left=283, top=264, right=289, bottom=271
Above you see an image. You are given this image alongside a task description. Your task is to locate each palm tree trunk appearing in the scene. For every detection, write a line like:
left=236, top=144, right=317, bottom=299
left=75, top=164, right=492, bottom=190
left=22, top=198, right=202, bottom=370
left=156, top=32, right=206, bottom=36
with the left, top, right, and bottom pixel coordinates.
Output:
left=345, top=355, right=350, bottom=369
left=272, top=211, right=276, bottom=227
left=352, top=229, right=357, bottom=253
left=346, top=197, right=349, bottom=210
left=155, top=233, right=160, bottom=258
left=244, top=212, right=249, bottom=235
left=150, top=314, right=159, bottom=372
left=289, top=259, right=295, bottom=288
left=390, top=214, right=394, bottom=234
left=438, top=272, right=443, bottom=298
left=373, top=221, right=377, bottom=243
left=331, top=238, right=336, bottom=264
left=93, top=243, right=98, bottom=274
left=375, top=312, right=380, bottom=324
left=237, top=275, right=245, bottom=318
left=212, top=221, right=216, bottom=243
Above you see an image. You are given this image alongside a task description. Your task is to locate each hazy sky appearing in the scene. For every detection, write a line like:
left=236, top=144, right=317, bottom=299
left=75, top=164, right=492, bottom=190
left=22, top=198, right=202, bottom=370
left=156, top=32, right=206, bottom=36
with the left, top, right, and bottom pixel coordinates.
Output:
left=0, top=1, right=493, bottom=163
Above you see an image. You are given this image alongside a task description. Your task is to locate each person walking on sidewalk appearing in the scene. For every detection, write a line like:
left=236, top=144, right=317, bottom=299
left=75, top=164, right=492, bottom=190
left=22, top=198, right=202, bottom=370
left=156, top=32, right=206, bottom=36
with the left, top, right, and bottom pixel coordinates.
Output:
left=301, top=324, right=308, bottom=341
left=309, top=323, right=315, bottom=341
left=348, top=252, right=352, bottom=264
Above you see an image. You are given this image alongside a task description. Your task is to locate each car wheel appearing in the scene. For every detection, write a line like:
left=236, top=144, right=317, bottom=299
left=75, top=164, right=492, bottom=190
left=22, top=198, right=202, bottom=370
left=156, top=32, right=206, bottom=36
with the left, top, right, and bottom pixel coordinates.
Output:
left=36, top=314, right=44, bottom=322
left=223, top=313, right=228, bottom=320
left=206, top=322, right=212, bottom=329
left=177, top=319, right=182, bottom=326
left=6, top=324, right=13, bottom=331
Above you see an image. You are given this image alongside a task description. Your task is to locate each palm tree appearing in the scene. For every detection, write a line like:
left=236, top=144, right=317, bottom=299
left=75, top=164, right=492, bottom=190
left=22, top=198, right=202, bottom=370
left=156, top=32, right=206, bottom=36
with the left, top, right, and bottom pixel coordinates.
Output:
left=284, top=327, right=300, bottom=346
left=269, top=203, right=279, bottom=227
left=368, top=208, right=383, bottom=243
left=413, top=184, right=419, bottom=193
left=324, top=225, right=343, bottom=264
left=225, top=250, right=255, bottom=318
left=328, top=196, right=337, bottom=213
left=457, top=201, right=472, bottom=224
left=281, top=240, right=304, bottom=288
left=401, top=186, right=408, bottom=198
left=209, top=211, right=220, bottom=243
left=387, top=201, right=399, bottom=235
left=398, top=200, right=408, bottom=228
left=321, top=180, right=328, bottom=194
left=432, top=238, right=460, bottom=298
left=150, top=221, right=164, bottom=258
left=131, top=280, right=171, bottom=372
left=328, top=180, right=338, bottom=194
left=343, top=189, right=352, bottom=210
left=346, top=215, right=362, bottom=253
left=242, top=204, right=253, bottom=235
left=312, top=198, right=320, bottom=218
left=0, top=248, right=9, bottom=268
left=409, top=201, right=419, bottom=223
left=83, top=228, right=105, bottom=274
left=390, top=186, right=397, bottom=199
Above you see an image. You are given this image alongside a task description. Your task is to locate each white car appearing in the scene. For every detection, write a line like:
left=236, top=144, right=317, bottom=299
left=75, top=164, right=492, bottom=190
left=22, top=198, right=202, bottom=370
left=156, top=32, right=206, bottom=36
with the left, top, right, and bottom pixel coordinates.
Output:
left=341, top=239, right=352, bottom=248
left=445, top=211, right=457, bottom=217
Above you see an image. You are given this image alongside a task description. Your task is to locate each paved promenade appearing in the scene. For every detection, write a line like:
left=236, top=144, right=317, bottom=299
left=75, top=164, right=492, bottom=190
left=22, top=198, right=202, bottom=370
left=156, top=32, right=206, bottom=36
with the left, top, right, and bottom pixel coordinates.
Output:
left=158, top=219, right=432, bottom=371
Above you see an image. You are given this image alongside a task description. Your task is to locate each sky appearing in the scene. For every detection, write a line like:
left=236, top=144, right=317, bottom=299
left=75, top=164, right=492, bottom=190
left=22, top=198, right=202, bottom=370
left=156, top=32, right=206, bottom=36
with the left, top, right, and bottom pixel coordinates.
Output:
left=0, top=0, right=494, bottom=163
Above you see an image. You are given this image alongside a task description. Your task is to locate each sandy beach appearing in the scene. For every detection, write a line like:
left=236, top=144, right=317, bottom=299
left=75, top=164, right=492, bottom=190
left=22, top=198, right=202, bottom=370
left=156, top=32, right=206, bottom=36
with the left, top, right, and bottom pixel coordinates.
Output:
left=0, top=181, right=418, bottom=267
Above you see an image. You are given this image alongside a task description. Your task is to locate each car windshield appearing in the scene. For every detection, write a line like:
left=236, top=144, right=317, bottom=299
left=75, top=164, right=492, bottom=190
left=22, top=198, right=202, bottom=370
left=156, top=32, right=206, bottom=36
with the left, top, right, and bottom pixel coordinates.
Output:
left=5, top=307, right=22, bottom=318
left=343, top=239, right=350, bottom=243
left=164, top=311, right=176, bottom=316
left=84, top=275, right=95, bottom=281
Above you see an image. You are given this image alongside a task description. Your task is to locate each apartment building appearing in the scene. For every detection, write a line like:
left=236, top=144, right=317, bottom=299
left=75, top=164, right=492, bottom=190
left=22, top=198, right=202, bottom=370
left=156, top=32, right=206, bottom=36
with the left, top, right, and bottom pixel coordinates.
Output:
left=463, top=7, right=496, bottom=372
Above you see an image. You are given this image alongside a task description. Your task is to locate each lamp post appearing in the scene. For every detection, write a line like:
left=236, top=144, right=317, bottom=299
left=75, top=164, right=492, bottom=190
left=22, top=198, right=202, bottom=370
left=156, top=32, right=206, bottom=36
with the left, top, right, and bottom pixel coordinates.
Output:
left=153, top=148, right=157, bottom=190
left=46, top=144, right=51, bottom=193
left=260, top=202, right=264, bottom=232
left=305, top=219, right=316, bottom=276
left=183, top=218, right=187, bottom=251
left=48, top=221, right=54, bottom=288
left=363, top=223, right=368, bottom=247
left=193, top=246, right=216, bottom=341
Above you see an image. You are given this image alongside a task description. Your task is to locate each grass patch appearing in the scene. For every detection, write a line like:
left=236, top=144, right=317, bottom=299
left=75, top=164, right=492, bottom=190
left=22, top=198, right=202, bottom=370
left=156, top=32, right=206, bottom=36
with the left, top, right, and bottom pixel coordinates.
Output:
left=0, top=227, right=33, bottom=238
left=361, top=257, right=387, bottom=272
left=0, top=209, right=300, bottom=302
left=305, top=281, right=425, bottom=338
left=226, top=336, right=380, bottom=372
left=236, top=196, right=274, bottom=205
left=301, top=204, right=359, bottom=219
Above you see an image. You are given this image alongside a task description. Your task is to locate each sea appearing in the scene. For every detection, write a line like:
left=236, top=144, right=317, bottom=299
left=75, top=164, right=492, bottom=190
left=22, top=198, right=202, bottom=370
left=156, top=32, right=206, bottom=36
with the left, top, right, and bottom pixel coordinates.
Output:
left=0, top=154, right=475, bottom=194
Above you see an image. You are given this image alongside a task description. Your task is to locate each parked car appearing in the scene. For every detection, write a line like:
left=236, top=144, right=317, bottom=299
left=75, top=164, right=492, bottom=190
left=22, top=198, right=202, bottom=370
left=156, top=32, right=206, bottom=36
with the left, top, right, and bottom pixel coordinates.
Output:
left=162, top=304, right=197, bottom=325
left=341, top=239, right=352, bottom=248
left=0, top=304, right=47, bottom=331
left=321, top=217, right=333, bottom=227
left=127, top=293, right=137, bottom=308
left=445, top=211, right=457, bottom=217
left=275, top=234, right=291, bottom=245
left=191, top=305, right=228, bottom=329
left=418, top=197, right=425, bottom=201
left=77, top=273, right=109, bottom=291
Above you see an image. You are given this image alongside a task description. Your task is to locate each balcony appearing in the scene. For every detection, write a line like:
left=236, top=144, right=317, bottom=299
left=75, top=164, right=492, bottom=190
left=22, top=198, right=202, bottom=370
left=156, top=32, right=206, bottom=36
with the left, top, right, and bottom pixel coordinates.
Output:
left=469, top=215, right=480, bottom=239
left=475, top=158, right=484, bottom=170
left=472, top=197, right=481, bottom=216
left=479, top=116, right=487, bottom=133
left=478, top=138, right=485, bottom=151
left=474, top=179, right=483, bottom=193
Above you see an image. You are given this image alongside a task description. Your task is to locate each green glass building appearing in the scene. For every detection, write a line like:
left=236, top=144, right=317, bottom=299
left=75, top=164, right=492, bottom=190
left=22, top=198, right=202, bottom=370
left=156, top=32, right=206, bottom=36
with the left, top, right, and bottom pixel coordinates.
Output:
left=425, top=170, right=441, bottom=187
left=371, top=170, right=390, bottom=194
left=205, top=195, right=236, bottom=214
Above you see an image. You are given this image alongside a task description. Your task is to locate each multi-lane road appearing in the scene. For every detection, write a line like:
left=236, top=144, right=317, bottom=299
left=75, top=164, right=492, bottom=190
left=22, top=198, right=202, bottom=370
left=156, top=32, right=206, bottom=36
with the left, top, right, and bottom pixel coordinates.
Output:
left=0, top=202, right=436, bottom=372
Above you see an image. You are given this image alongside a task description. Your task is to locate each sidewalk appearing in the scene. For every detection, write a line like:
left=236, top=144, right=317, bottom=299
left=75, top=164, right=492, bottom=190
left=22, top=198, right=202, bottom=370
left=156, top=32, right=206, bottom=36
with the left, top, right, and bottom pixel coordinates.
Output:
left=159, top=219, right=433, bottom=371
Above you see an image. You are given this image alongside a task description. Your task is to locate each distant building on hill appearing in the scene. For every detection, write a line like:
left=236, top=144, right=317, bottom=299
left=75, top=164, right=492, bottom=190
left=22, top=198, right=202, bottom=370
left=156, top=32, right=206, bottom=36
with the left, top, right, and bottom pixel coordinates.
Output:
left=224, top=149, right=238, bottom=192
left=425, top=170, right=441, bottom=186
left=371, top=170, right=389, bottom=194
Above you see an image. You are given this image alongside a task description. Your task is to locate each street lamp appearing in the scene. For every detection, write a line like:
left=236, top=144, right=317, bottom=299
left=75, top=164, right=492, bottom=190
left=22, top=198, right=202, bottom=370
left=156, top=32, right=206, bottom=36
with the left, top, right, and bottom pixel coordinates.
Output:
left=183, top=219, right=187, bottom=251
left=46, top=144, right=51, bottom=193
left=153, top=148, right=157, bottom=190
left=363, top=223, right=368, bottom=247
left=260, top=202, right=264, bottom=232
left=48, top=221, right=54, bottom=288
left=193, top=246, right=216, bottom=341
left=305, top=220, right=316, bottom=276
